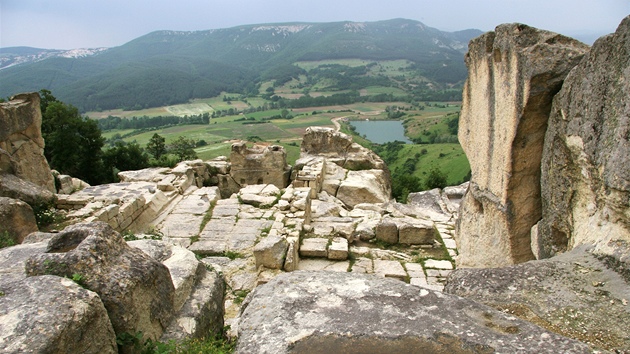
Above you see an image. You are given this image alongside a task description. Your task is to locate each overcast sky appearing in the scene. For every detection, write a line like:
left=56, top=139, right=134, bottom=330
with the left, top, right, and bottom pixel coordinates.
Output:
left=1, top=0, right=628, bottom=49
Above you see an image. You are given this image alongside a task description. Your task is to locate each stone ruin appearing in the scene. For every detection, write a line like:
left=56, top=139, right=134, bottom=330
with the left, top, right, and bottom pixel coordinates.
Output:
left=0, top=100, right=466, bottom=352
left=2, top=16, right=630, bottom=354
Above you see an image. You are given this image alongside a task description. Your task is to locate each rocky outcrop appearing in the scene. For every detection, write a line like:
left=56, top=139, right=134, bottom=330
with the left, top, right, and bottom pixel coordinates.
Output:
left=129, top=239, right=226, bottom=342
left=0, top=173, right=55, bottom=207
left=0, top=93, right=55, bottom=193
left=0, top=240, right=117, bottom=353
left=295, top=127, right=391, bottom=208
left=445, top=247, right=630, bottom=352
left=24, top=222, right=176, bottom=341
left=300, top=126, right=387, bottom=171
left=537, top=16, right=630, bottom=261
left=456, top=24, right=589, bottom=267
left=0, top=275, right=117, bottom=354
left=236, top=271, right=591, bottom=353
left=0, top=196, right=37, bottom=244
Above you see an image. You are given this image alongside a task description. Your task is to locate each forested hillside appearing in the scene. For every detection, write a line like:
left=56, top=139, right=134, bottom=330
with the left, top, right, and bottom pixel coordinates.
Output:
left=0, top=19, right=481, bottom=111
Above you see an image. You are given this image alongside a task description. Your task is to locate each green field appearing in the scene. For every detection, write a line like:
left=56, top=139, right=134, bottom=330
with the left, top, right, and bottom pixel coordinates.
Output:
left=100, top=97, right=469, bottom=190
left=388, top=144, right=470, bottom=186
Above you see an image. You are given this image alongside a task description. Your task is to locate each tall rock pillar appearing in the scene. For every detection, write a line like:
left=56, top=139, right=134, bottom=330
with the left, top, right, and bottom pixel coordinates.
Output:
left=455, top=24, right=588, bottom=267
left=0, top=93, right=56, bottom=193
left=538, top=16, right=630, bottom=260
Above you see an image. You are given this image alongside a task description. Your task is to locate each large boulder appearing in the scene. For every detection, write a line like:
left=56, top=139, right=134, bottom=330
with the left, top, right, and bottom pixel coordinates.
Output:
left=538, top=16, right=630, bottom=261
left=0, top=173, right=55, bottom=206
left=445, top=247, right=630, bottom=353
left=0, top=275, right=117, bottom=354
left=301, top=127, right=387, bottom=170
left=336, top=170, right=391, bottom=208
left=24, top=222, right=176, bottom=341
left=456, top=24, right=589, bottom=267
left=129, top=239, right=226, bottom=342
left=0, top=93, right=55, bottom=193
left=236, top=271, right=591, bottom=353
left=0, top=196, right=37, bottom=244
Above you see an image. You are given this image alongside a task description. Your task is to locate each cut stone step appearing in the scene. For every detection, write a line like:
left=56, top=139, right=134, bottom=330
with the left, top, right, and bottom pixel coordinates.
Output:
left=300, top=238, right=329, bottom=258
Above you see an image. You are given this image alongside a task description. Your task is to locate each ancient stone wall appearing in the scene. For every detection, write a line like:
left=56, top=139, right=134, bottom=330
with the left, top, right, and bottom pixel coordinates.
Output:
left=229, top=142, right=291, bottom=189
left=456, top=24, right=588, bottom=267
left=537, top=16, right=630, bottom=260
left=0, top=93, right=55, bottom=193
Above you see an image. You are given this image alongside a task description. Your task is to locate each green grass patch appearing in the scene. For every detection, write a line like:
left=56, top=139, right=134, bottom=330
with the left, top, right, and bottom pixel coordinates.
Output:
left=388, top=143, right=470, bottom=186
left=0, top=231, right=16, bottom=249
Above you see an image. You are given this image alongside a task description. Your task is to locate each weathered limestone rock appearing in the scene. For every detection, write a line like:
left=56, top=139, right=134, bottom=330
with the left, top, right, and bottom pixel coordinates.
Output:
left=375, top=219, right=398, bottom=244
left=253, top=235, right=289, bottom=269
left=24, top=222, right=176, bottom=341
left=0, top=196, right=37, bottom=244
left=327, top=237, right=348, bottom=260
left=236, top=271, right=591, bottom=353
left=300, top=237, right=328, bottom=258
left=0, top=93, right=55, bottom=193
left=54, top=173, right=89, bottom=194
left=0, top=275, right=117, bottom=354
left=0, top=240, right=48, bottom=284
left=0, top=173, right=55, bottom=206
left=129, top=240, right=201, bottom=312
left=300, top=127, right=386, bottom=170
left=283, top=237, right=300, bottom=272
left=539, top=16, right=630, bottom=260
left=456, top=24, right=589, bottom=267
left=336, top=170, right=391, bottom=208
left=397, top=218, right=436, bottom=245
left=373, top=259, right=407, bottom=280
left=407, top=188, right=446, bottom=214
left=238, top=184, right=280, bottom=208
left=161, top=267, right=225, bottom=341
left=445, top=247, right=630, bottom=353
left=229, top=142, right=291, bottom=189
left=132, top=239, right=226, bottom=342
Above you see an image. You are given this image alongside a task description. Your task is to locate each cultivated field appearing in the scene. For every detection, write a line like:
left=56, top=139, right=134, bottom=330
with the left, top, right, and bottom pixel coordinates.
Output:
left=100, top=98, right=469, bottom=186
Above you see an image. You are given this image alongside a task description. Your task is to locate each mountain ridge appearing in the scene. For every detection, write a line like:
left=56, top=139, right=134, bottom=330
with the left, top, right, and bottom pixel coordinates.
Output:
left=0, top=19, right=483, bottom=111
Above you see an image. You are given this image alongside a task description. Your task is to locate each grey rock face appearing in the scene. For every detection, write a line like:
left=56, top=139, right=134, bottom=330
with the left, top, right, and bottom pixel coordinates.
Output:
left=24, top=222, right=176, bottom=340
left=0, top=93, right=56, bottom=193
left=0, top=173, right=55, bottom=206
left=0, top=275, right=116, bottom=354
left=0, top=196, right=37, bottom=244
left=445, top=247, right=630, bottom=353
left=539, top=15, right=630, bottom=260
left=254, top=235, right=289, bottom=269
left=236, top=271, right=591, bottom=354
left=456, top=24, right=589, bottom=267
left=161, top=267, right=225, bottom=342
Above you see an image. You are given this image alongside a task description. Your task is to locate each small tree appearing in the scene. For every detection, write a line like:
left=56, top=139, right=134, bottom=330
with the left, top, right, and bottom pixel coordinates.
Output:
left=424, top=168, right=448, bottom=190
left=40, top=89, right=106, bottom=185
left=169, top=136, right=197, bottom=161
left=146, top=133, right=167, bottom=160
left=103, top=141, right=149, bottom=182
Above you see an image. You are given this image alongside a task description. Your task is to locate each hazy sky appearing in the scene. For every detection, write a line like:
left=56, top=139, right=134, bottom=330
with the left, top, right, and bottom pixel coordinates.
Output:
left=1, top=0, right=628, bottom=49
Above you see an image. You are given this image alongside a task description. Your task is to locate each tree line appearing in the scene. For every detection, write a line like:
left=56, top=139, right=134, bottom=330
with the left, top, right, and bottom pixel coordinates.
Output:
left=40, top=90, right=199, bottom=185
left=97, top=113, right=210, bottom=131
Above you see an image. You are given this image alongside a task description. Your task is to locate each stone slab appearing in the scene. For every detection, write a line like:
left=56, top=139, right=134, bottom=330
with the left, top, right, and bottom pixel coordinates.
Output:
left=300, top=238, right=329, bottom=258
left=373, top=259, right=407, bottom=280
left=327, top=237, right=348, bottom=260
left=236, top=271, right=592, bottom=354
left=424, top=259, right=453, bottom=270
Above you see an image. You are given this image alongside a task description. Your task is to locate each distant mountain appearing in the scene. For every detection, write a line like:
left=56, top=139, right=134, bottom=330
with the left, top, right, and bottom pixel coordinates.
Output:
left=0, top=47, right=108, bottom=70
left=0, top=19, right=482, bottom=111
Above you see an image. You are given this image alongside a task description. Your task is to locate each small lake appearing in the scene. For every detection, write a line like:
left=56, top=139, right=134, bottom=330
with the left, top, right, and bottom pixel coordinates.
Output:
left=349, top=120, right=412, bottom=144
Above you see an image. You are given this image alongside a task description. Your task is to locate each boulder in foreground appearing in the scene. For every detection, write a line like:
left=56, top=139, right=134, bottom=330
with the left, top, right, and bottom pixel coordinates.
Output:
left=236, top=271, right=591, bottom=353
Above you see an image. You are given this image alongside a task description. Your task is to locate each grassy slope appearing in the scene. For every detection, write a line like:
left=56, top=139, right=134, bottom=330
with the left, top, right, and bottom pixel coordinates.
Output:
left=96, top=58, right=470, bottom=189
